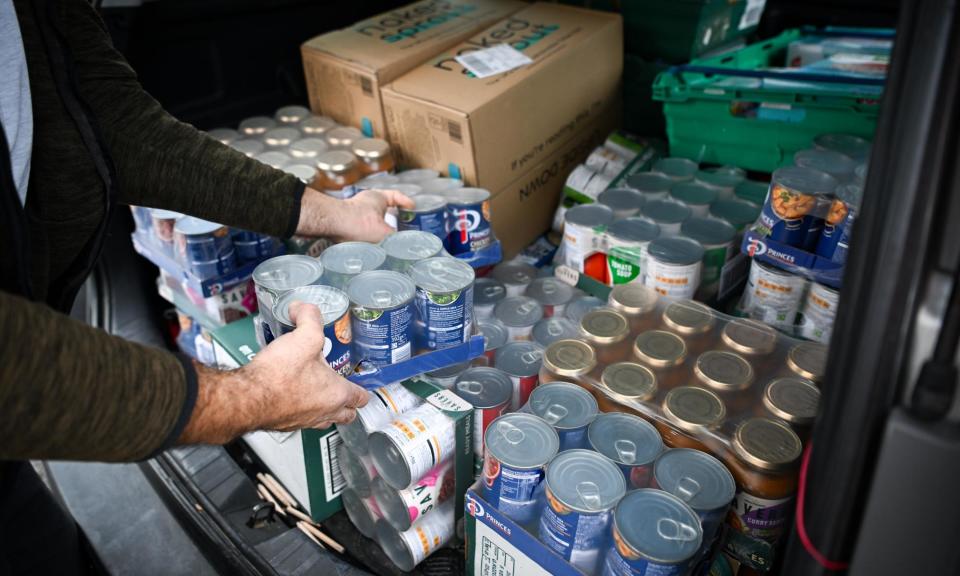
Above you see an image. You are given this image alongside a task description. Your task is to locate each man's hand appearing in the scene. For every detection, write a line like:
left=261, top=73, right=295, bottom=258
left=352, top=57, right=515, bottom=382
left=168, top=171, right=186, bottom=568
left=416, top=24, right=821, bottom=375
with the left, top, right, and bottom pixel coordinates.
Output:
left=178, top=302, right=368, bottom=445
left=296, top=187, right=415, bottom=243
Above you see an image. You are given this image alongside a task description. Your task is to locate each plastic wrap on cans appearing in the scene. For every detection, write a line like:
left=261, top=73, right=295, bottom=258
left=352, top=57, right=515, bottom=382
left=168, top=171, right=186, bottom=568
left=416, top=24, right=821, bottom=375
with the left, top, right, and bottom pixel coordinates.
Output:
left=339, top=383, right=422, bottom=456
left=586, top=145, right=631, bottom=177
left=525, top=383, right=598, bottom=451
left=476, top=318, right=509, bottom=365
left=608, top=284, right=660, bottom=320
left=422, top=362, right=470, bottom=390
left=525, top=277, right=575, bottom=318
left=380, top=230, right=444, bottom=273
left=542, top=339, right=597, bottom=384
left=814, top=133, right=872, bottom=162
left=588, top=412, right=663, bottom=489
left=493, top=296, right=543, bottom=341
left=643, top=236, right=705, bottom=300
left=721, top=318, right=778, bottom=357
left=532, top=316, right=579, bottom=348
left=368, top=403, right=456, bottom=490
left=709, top=199, right=761, bottom=233
left=398, top=169, right=440, bottom=184
left=799, top=282, right=840, bottom=343
left=606, top=217, right=661, bottom=285
left=641, top=200, right=692, bottom=238
left=206, top=127, right=240, bottom=145
left=695, top=167, right=745, bottom=199
left=538, top=449, right=626, bottom=573
left=816, top=182, right=862, bottom=264
left=253, top=255, right=324, bottom=344
left=473, top=277, right=507, bottom=320
left=347, top=270, right=415, bottom=367
left=274, top=105, right=310, bottom=124
left=372, top=462, right=455, bottom=533
left=375, top=500, right=455, bottom=572
left=482, top=413, right=559, bottom=524
left=566, top=164, right=614, bottom=201
left=453, top=367, right=513, bottom=460
left=740, top=260, right=807, bottom=330
left=786, top=341, right=829, bottom=384
left=253, top=150, right=292, bottom=170
left=491, top=261, right=538, bottom=298
left=338, top=442, right=379, bottom=498
left=173, top=217, right=237, bottom=279
left=419, top=177, right=463, bottom=195
left=626, top=172, right=672, bottom=200
left=233, top=229, right=278, bottom=263
left=238, top=116, right=276, bottom=136
left=445, top=187, right=493, bottom=255
left=130, top=205, right=152, bottom=232
left=229, top=139, right=265, bottom=158
left=762, top=377, right=821, bottom=429
left=341, top=488, right=382, bottom=539
left=495, top=341, right=544, bottom=410
left=669, top=183, right=718, bottom=218
left=600, top=362, right=658, bottom=407
left=274, top=285, right=352, bottom=376
left=298, top=115, right=337, bottom=136
left=288, top=137, right=329, bottom=161
left=324, top=126, right=362, bottom=150
left=398, top=194, right=447, bottom=240
left=681, top=217, right=736, bottom=299
left=565, top=295, right=607, bottom=325
left=653, top=157, right=698, bottom=182
left=320, top=241, right=386, bottom=291
left=598, top=188, right=646, bottom=220
left=262, top=126, right=301, bottom=149
left=284, top=163, right=319, bottom=186
left=149, top=209, right=182, bottom=245
left=409, top=257, right=474, bottom=352
left=563, top=204, right=614, bottom=275
left=602, top=489, right=702, bottom=576
left=794, top=148, right=858, bottom=183
left=758, top=166, right=837, bottom=250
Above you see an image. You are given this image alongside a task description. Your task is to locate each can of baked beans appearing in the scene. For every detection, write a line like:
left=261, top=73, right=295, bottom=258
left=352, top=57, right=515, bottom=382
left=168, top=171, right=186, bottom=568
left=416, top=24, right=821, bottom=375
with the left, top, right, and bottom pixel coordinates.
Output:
left=588, top=412, right=663, bottom=489
left=445, top=187, right=493, bottom=255
left=320, top=241, right=386, bottom=291
left=799, top=282, right=840, bottom=344
left=525, top=382, right=599, bottom=451
left=816, top=183, right=862, bottom=264
left=274, top=285, right=352, bottom=376
left=347, top=270, right=415, bottom=368
left=741, top=260, right=807, bottom=330
left=409, top=256, right=474, bottom=352
left=495, top=341, right=544, bottom=410
left=643, top=236, right=704, bottom=300
left=381, top=230, right=445, bottom=273
left=398, top=194, right=447, bottom=240
left=758, top=166, right=837, bottom=250
left=483, top=412, right=558, bottom=524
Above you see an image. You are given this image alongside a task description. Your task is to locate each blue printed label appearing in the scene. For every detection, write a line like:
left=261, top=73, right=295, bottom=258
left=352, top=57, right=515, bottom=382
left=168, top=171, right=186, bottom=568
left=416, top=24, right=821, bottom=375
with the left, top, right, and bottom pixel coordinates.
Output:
left=557, top=426, right=589, bottom=452
left=446, top=201, right=493, bottom=255
left=350, top=303, right=413, bottom=368
left=482, top=455, right=544, bottom=525
left=539, top=487, right=612, bottom=572
left=278, top=314, right=352, bottom=376
left=757, top=183, right=820, bottom=249
left=602, top=536, right=689, bottom=576
left=414, top=285, right=473, bottom=351
left=399, top=208, right=447, bottom=240
left=816, top=202, right=856, bottom=264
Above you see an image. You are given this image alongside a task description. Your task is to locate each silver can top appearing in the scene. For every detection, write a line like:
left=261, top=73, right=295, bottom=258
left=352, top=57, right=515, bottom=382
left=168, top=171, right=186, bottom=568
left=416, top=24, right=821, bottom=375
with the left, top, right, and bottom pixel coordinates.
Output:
left=274, top=105, right=311, bottom=124
left=288, top=137, right=330, bottom=159
left=588, top=412, right=663, bottom=467
left=566, top=203, right=614, bottom=228
left=526, top=382, right=598, bottom=431
left=492, top=261, right=538, bottom=287
left=274, top=285, right=350, bottom=328
left=298, top=115, right=337, bottom=135
left=484, top=412, right=558, bottom=469
left=409, top=257, right=475, bottom=294
left=495, top=341, right=543, bottom=377
left=347, top=270, right=415, bottom=309
left=532, top=317, right=579, bottom=348
left=647, top=236, right=705, bottom=266
left=477, top=318, right=509, bottom=352
left=381, top=231, right=444, bottom=262
left=474, top=277, right=507, bottom=306
left=253, top=255, right=324, bottom=291
left=453, top=367, right=513, bottom=409
left=652, top=157, right=698, bottom=181
left=398, top=169, right=440, bottom=184
left=614, top=490, right=703, bottom=564
left=174, top=216, right=224, bottom=236
left=607, top=217, right=661, bottom=244
left=493, top=296, right=544, bottom=327
left=544, top=449, right=626, bottom=513
left=524, top=277, right=574, bottom=306
left=320, top=242, right=386, bottom=275
left=653, top=448, right=735, bottom=513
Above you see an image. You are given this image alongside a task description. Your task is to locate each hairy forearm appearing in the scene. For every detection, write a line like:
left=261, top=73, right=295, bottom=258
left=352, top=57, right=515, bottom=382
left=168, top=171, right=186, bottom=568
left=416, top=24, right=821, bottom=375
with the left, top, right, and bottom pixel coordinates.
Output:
left=296, top=187, right=342, bottom=238
left=177, top=363, right=263, bottom=445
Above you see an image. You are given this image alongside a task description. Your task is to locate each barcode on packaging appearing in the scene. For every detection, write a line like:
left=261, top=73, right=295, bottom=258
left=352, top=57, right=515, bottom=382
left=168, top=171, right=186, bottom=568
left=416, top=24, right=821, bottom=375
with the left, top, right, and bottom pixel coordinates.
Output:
left=448, top=120, right=463, bottom=144
left=320, top=432, right=345, bottom=501
left=454, top=44, right=533, bottom=79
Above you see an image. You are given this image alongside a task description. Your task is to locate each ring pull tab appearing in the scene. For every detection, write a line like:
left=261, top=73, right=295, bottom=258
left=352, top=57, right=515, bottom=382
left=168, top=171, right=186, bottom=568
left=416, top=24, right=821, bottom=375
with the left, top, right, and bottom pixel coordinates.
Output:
left=576, top=481, right=602, bottom=510
left=521, top=351, right=542, bottom=365
left=541, top=403, right=569, bottom=425
left=371, top=290, right=393, bottom=307
left=657, top=518, right=700, bottom=542
left=344, top=258, right=364, bottom=273
left=498, top=421, right=526, bottom=445
left=543, top=282, right=556, bottom=295
left=547, top=322, right=565, bottom=337
left=457, top=380, right=483, bottom=395
left=484, top=285, right=504, bottom=299
left=614, top=439, right=637, bottom=464
left=675, top=476, right=703, bottom=503
left=518, top=302, right=536, bottom=315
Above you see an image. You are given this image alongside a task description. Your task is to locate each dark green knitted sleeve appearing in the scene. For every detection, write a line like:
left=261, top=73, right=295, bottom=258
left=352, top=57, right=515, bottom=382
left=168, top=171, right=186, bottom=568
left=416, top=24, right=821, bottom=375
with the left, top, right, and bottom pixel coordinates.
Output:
left=60, top=0, right=303, bottom=238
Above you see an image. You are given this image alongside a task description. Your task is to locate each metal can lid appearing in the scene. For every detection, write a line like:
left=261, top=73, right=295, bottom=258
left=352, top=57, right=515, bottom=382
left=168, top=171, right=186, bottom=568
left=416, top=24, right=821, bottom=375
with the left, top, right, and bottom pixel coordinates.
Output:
left=253, top=255, right=324, bottom=291
left=207, top=127, right=240, bottom=144
left=670, top=182, right=718, bottom=207
left=298, top=115, right=337, bottom=135
left=447, top=187, right=491, bottom=205
left=149, top=208, right=183, bottom=220
left=347, top=270, right=415, bottom=309
left=275, top=285, right=350, bottom=327
left=493, top=296, right=543, bottom=327
left=474, top=277, right=507, bottom=306
left=375, top=518, right=416, bottom=572
left=680, top=217, right=736, bottom=247
left=253, top=151, right=291, bottom=169
left=454, top=367, right=513, bottom=409
left=380, top=230, right=444, bottom=261
left=174, top=216, right=225, bottom=236
left=340, top=488, right=376, bottom=538
left=495, top=341, right=544, bottom=377
left=627, top=172, right=673, bottom=195
left=634, top=330, right=687, bottom=368
left=709, top=199, right=761, bottom=229
left=528, top=383, right=598, bottom=430
left=609, top=284, right=658, bottom=315
left=320, top=242, right=386, bottom=274
left=732, top=417, right=803, bottom=471
left=771, top=165, right=838, bottom=196
left=289, top=137, right=329, bottom=159
left=543, top=339, right=596, bottom=377
left=836, top=183, right=864, bottom=208
left=274, top=105, right=311, bottom=124
left=419, top=178, right=463, bottom=194
left=787, top=342, right=829, bottom=381
left=653, top=449, right=735, bottom=513
left=477, top=318, right=509, bottom=351
left=598, top=187, right=645, bottom=212
left=409, top=257, right=474, bottom=293
left=694, top=351, right=754, bottom=392
left=545, top=449, right=625, bottom=512
left=398, top=169, right=439, bottom=184
left=794, top=148, right=857, bottom=180
left=352, top=138, right=391, bottom=159
left=533, top=317, right=579, bottom=348
left=238, top=115, right=276, bottom=134
left=814, top=133, right=871, bottom=161
left=324, top=126, right=363, bottom=148
left=316, top=150, right=357, bottom=172
left=721, top=318, right=778, bottom=355
left=426, top=361, right=470, bottom=379
left=564, top=295, right=606, bottom=324
left=764, top=377, right=820, bottom=425
left=601, top=362, right=657, bottom=401
left=696, top=166, right=745, bottom=189
left=525, top=277, right=574, bottom=306
left=662, top=387, right=726, bottom=434
left=614, top=489, right=703, bottom=564
left=491, top=261, right=537, bottom=287
left=357, top=174, right=401, bottom=190
left=653, top=157, right=699, bottom=181
left=734, top=180, right=769, bottom=204
left=662, top=301, right=716, bottom=335
left=580, top=309, right=630, bottom=345
left=229, top=139, right=265, bottom=157
left=642, top=199, right=693, bottom=226
left=647, top=236, right=705, bottom=266
left=485, top=412, right=558, bottom=469
left=283, top=164, right=318, bottom=183
left=565, top=203, right=614, bottom=228
left=607, top=217, right=661, bottom=243
left=402, top=194, right=445, bottom=214
left=263, top=127, right=301, bottom=147
left=588, top=412, right=662, bottom=466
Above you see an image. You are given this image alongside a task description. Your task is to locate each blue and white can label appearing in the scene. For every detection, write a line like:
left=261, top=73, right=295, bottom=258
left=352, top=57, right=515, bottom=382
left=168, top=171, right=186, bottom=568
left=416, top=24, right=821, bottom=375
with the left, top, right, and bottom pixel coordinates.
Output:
left=351, top=303, right=414, bottom=368
left=414, top=285, right=473, bottom=351
left=399, top=201, right=447, bottom=240
left=482, top=455, right=544, bottom=525
left=279, top=314, right=352, bottom=376
left=539, top=486, right=612, bottom=569
left=815, top=199, right=856, bottom=263
left=275, top=286, right=352, bottom=376
left=603, top=546, right=689, bottom=576
left=446, top=189, right=493, bottom=255
left=757, top=182, right=820, bottom=249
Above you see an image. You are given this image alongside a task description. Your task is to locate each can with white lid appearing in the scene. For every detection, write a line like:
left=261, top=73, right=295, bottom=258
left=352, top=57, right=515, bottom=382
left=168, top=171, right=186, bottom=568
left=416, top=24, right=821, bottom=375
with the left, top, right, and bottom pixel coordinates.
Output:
left=173, top=217, right=236, bottom=279
left=274, top=105, right=310, bottom=125
left=643, top=236, right=705, bottom=300
left=253, top=150, right=291, bottom=170
left=337, top=442, right=379, bottom=498
left=282, top=163, right=318, bottom=186
left=588, top=412, right=663, bottom=489
left=626, top=172, right=672, bottom=200
left=341, top=488, right=382, bottom=539
left=380, top=230, right=445, bottom=273
left=419, top=177, right=463, bottom=195
left=298, top=115, right=337, bottom=136
left=563, top=204, right=614, bottom=273
left=491, top=261, right=537, bottom=298
left=372, top=462, right=454, bottom=533
left=681, top=217, right=736, bottom=299
left=495, top=341, right=544, bottom=409
left=422, top=362, right=471, bottom=390
left=709, top=198, right=761, bottom=232
left=653, top=157, right=698, bottom=182
left=473, top=277, right=507, bottom=320
left=524, top=277, right=575, bottom=318
left=524, top=382, right=598, bottom=451
left=398, top=169, right=440, bottom=184
left=229, top=139, right=265, bottom=158
left=482, top=413, right=559, bottom=524
left=288, top=137, right=329, bottom=161
left=445, top=187, right=493, bottom=255
left=319, top=241, right=386, bottom=291
left=669, top=183, right=718, bottom=218
left=799, top=281, right=840, bottom=344
left=324, top=126, right=363, bottom=150
left=476, top=318, right=510, bottom=365
left=338, top=383, right=422, bottom=456
left=252, top=255, right=324, bottom=344
left=641, top=200, right=692, bottom=237
left=356, top=173, right=402, bottom=191
left=375, top=500, right=454, bottom=572
left=453, top=367, right=513, bottom=460
left=262, top=127, right=301, bottom=149
left=532, top=316, right=579, bottom=348
left=606, top=217, right=661, bottom=285
left=369, top=403, right=456, bottom=491
left=741, top=260, right=807, bottom=330
left=398, top=194, right=447, bottom=240
left=274, top=285, right=352, bottom=375
left=409, top=257, right=474, bottom=351
left=347, top=270, right=415, bottom=367
left=238, top=116, right=276, bottom=136
left=598, top=187, right=646, bottom=220
left=538, top=449, right=626, bottom=573
left=493, top=296, right=544, bottom=341
left=602, top=489, right=703, bottom=576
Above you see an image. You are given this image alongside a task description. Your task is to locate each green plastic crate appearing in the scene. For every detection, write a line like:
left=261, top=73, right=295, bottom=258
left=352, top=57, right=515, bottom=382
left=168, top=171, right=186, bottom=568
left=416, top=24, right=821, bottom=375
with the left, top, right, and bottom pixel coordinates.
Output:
left=653, top=28, right=885, bottom=173
left=623, top=0, right=761, bottom=62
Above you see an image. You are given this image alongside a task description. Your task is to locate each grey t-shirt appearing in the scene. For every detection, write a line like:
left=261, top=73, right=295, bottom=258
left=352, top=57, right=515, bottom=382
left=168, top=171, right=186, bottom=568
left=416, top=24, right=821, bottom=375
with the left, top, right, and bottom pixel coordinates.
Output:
left=0, top=0, right=33, bottom=206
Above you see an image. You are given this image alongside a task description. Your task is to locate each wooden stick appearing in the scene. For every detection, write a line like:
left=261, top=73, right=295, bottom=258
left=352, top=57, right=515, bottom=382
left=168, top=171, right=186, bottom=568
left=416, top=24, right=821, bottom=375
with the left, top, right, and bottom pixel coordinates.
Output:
left=286, top=506, right=313, bottom=524
left=257, top=473, right=296, bottom=509
left=257, top=484, right=287, bottom=517
left=297, top=522, right=325, bottom=549
left=300, top=520, right=346, bottom=554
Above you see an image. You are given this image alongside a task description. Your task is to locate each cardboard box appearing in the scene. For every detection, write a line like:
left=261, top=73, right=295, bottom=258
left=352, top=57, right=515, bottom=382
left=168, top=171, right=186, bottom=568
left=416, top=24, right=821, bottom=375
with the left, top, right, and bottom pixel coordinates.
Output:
left=382, top=2, right=623, bottom=193
left=301, top=0, right=523, bottom=137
